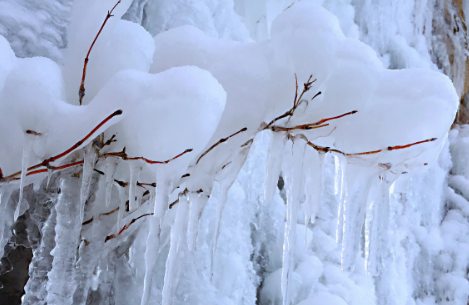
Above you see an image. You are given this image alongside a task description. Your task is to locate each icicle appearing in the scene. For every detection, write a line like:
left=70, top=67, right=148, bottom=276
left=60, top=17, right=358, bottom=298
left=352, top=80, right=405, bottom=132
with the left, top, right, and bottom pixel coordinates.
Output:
left=281, top=139, right=306, bottom=305
left=211, top=183, right=229, bottom=267
left=80, top=143, right=97, bottom=207
left=128, top=161, right=143, bottom=211
left=140, top=216, right=162, bottom=305
left=97, top=254, right=116, bottom=305
left=264, top=131, right=287, bottom=202
left=162, top=195, right=189, bottom=305
left=154, top=168, right=172, bottom=217
left=187, top=192, right=204, bottom=251
left=302, top=150, right=325, bottom=224
left=23, top=202, right=57, bottom=305
left=340, top=164, right=375, bottom=272
left=104, top=157, right=119, bottom=207
left=46, top=168, right=53, bottom=189
left=364, top=175, right=393, bottom=276
left=0, top=186, right=14, bottom=260
left=212, top=147, right=250, bottom=266
left=46, top=177, right=83, bottom=305
left=117, top=185, right=128, bottom=235
left=141, top=168, right=173, bottom=305
left=335, top=153, right=348, bottom=244
left=301, top=149, right=326, bottom=247
left=15, top=132, right=35, bottom=221
left=149, top=187, right=156, bottom=210
left=73, top=196, right=106, bottom=305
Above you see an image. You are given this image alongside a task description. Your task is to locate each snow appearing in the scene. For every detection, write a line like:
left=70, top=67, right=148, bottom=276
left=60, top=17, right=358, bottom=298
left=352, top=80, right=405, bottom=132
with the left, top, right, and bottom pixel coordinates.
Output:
left=0, top=0, right=466, bottom=305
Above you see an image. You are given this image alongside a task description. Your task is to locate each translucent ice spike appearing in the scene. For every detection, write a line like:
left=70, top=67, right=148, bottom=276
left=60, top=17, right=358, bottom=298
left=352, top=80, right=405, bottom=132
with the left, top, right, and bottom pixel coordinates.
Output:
left=365, top=176, right=392, bottom=276
left=281, top=139, right=306, bottom=305
left=141, top=216, right=162, bottom=305
left=340, top=164, right=375, bottom=272
left=104, top=157, right=119, bottom=207
left=335, top=153, right=348, bottom=244
left=80, top=143, right=97, bottom=207
left=15, top=132, right=35, bottom=221
left=128, top=162, right=142, bottom=211
left=264, top=132, right=287, bottom=202
left=162, top=196, right=189, bottom=305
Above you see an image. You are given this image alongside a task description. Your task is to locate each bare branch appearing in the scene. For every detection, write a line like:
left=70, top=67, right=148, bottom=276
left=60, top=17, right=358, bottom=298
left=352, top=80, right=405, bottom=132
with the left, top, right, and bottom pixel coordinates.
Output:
left=264, top=75, right=319, bottom=130
left=125, top=148, right=193, bottom=164
left=105, top=212, right=153, bottom=242
left=272, top=123, right=330, bottom=132
left=79, top=0, right=122, bottom=105
left=1, top=109, right=123, bottom=182
left=304, top=137, right=438, bottom=158
left=196, top=127, right=248, bottom=164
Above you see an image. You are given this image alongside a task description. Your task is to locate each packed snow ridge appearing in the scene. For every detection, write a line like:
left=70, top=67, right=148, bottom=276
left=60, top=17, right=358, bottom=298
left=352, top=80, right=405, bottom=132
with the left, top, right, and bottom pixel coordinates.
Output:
left=0, top=0, right=459, bottom=304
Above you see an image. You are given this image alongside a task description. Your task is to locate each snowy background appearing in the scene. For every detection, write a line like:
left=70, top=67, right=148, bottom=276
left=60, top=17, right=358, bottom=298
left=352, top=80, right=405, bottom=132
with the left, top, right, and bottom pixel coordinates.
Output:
left=0, top=0, right=468, bottom=305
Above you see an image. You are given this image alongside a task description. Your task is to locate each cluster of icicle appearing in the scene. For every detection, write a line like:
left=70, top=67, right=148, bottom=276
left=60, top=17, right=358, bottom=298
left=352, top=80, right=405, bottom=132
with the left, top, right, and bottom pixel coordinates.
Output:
left=0, top=0, right=459, bottom=305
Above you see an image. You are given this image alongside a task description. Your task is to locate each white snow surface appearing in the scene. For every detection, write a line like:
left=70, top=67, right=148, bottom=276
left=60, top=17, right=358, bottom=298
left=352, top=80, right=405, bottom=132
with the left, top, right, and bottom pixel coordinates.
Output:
left=0, top=0, right=467, bottom=305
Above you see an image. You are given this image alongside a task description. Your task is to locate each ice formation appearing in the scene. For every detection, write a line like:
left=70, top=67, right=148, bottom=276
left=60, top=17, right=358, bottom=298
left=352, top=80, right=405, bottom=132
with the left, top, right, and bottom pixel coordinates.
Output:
left=0, top=0, right=466, bottom=305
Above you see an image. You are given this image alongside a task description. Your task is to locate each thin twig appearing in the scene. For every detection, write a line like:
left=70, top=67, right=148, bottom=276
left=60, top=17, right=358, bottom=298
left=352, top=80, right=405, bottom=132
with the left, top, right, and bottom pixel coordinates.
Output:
left=305, top=137, right=438, bottom=157
left=1, top=109, right=123, bottom=182
left=26, top=160, right=85, bottom=177
left=196, top=127, right=248, bottom=164
left=125, top=148, right=193, bottom=164
left=271, top=123, right=329, bottom=132
left=264, top=76, right=318, bottom=130
left=105, top=212, right=153, bottom=242
left=79, top=0, right=121, bottom=105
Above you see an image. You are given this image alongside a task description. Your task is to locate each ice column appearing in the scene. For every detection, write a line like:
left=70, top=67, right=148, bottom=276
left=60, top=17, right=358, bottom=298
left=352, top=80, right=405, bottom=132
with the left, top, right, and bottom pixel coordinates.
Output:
left=46, top=177, right=84, bottom=305
left=281, top=139, right=306, bottom=305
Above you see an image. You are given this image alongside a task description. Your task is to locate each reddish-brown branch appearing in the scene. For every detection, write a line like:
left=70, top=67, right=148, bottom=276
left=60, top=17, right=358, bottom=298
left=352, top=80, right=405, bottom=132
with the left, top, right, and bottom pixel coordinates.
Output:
left=40, top=109, right=123, bottom=167
left=26, top=160, right=85, bottom=177
left=305, top=137, right=438, bottom=158
left=105, top=213, right=153, bottom=242
left=307, top=110, right=358, bottom=127
left=270, top=111, right=357, bottom=133
left=264, top=75, right=318, bottom=130
left=125, top=148, right=193, bottom=164
left=346, top=149, right=382, bottom=156
left=79, top=0, right=121, bottom=105
left=0, top=109, right=125, bottom=181
left=101, top=206, right=120, bottom=217
left=272, top=123, right=329, bottom=132
left=386, top=138, right=437, bottom=151
left=296, top=75, right=315, bottom=106
left=196, top=127, right=248, bottom=164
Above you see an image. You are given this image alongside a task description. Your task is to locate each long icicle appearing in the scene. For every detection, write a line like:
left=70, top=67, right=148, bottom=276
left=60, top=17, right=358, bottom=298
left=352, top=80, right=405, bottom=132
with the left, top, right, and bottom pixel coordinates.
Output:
left=104, top=157, right=119, bottom=207
left=365, top=175, right=393, bottom=276
left=212, top=146, right=250, bottom=273
left=281, top=139, right=306, bottom=305
left=141, top=169, right=172, bottom=305
left=128, top=161, right=143, bottom=211
left=46, top=177, right=83, bottom=305
left=15, top=132, right=35, bottom=221
left=80, top=143, right=97, bottom=208
left=340, top=164, right=375, bottom=272
left=162, top=195, right=189, bottom=305
left=335, top=153, right=348, bottom=244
